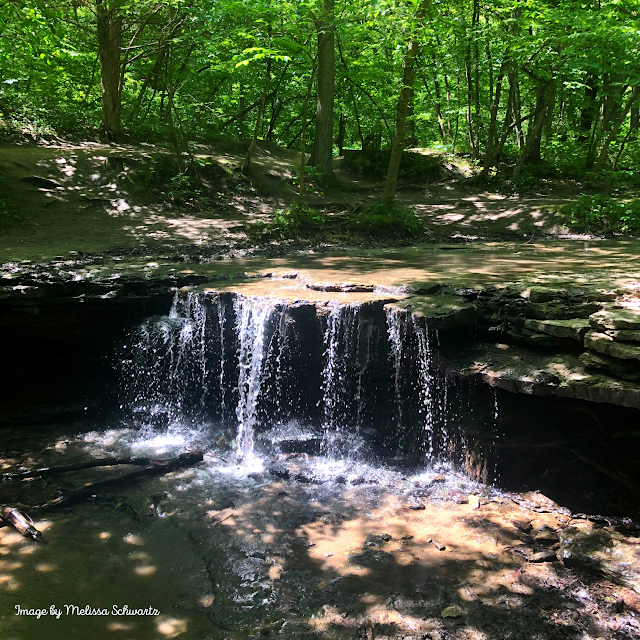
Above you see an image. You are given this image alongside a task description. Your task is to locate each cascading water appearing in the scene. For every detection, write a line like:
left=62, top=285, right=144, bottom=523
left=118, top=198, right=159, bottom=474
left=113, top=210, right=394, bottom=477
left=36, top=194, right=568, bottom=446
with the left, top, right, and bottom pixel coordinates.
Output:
left=233, top=295, right=283, bottom=461
left=385, top=306, right=450, bottom=458
left=318, top=303, right=364, bottom=454
left=120, top=289, right=475, bottom=470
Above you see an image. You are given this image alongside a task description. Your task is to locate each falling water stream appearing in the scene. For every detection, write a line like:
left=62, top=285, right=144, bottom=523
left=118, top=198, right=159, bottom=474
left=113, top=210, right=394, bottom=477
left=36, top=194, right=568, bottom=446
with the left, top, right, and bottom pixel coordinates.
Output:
left=119, top=288, right=474, bottom=471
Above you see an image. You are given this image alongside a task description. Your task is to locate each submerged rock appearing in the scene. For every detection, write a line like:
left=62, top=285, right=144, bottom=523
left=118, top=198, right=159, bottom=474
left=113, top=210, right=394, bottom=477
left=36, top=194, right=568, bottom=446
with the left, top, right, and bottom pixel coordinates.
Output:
left=559, top=522, right=640, bottom=593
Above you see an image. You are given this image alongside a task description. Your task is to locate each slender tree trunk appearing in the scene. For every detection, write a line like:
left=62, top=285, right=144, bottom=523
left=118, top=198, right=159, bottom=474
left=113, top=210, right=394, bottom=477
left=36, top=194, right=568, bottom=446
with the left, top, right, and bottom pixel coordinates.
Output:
left=337, top=112, right=346, bottom=155
left=593, top=86, right=640, bottom=173
left=579, top=73, right=598, bottom=141
left=96, top=0, right=122, bottom=139
left=243, top=58, right=272, bottom=174
left=309, top=0, right=335, bottom=185
left=349, top=85, right=365, bottom=148
left=513, top=85, right=551, bottom=178
left=630, top=106, right=639, bottom=140
left=298, top=64, right=317, bottom=206
left=382, top=0, right=430, bottom=205
left=266, top=97, right=283, bottom=140
left=127, top=50, right=167, bottom=123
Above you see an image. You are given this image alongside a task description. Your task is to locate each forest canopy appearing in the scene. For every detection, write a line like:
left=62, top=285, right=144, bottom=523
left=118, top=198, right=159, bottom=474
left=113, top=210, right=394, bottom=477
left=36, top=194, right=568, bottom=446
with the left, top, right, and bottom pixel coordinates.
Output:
left=1, top=0, right=639, bottom=184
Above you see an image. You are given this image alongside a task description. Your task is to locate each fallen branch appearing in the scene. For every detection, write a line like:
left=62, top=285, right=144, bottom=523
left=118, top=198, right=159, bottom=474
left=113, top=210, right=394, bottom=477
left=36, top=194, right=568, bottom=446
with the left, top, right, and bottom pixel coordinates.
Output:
left=2, top=456, right=166, bottom=481
left=0, top=452, right=204, bottom=526
left=36, top=451, right=204, bottom=513
left=0, top=507, right=43, bottom=541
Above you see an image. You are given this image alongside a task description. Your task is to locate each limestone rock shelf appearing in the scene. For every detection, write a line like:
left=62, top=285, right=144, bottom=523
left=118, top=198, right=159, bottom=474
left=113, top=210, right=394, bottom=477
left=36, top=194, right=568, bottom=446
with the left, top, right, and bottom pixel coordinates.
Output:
left=447, top=342, right=640, bottom=409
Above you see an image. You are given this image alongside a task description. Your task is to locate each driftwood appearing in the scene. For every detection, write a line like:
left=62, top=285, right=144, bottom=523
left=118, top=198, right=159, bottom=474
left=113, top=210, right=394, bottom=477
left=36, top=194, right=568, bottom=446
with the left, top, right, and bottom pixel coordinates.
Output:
left=0, top=507, right=43, bottom=541
left=0, top=452, right=204, bottom=538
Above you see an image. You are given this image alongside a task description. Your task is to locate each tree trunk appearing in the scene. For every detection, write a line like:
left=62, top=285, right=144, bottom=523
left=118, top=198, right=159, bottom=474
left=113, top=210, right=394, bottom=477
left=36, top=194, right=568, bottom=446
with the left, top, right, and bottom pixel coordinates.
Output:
left=309, top=0, right=335, bottom=185
left=298, top=64, right=317, bottom=206
left=593, top=86, right=640, bottom=173
left=243, top=58, right=272, bottom=174
left=337, top=112, right=346, bottom=155
left=127, top=50, right=166, bottom=124
left=382, top=0, right=430, bottom=205
left=579, top=73, right=598, bottom=141
left=513, top=85, right=551, bottom=178
left=266, top=97, right=283, bottom=140
left=96, top=0, right=122, bottom=139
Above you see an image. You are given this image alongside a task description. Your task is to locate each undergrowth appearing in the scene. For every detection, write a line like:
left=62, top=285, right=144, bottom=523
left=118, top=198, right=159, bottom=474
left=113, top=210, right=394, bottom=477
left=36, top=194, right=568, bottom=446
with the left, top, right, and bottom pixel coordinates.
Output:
left=248, top=201, right=424, bottom=241
left=560, top=195, right=640, bottom=235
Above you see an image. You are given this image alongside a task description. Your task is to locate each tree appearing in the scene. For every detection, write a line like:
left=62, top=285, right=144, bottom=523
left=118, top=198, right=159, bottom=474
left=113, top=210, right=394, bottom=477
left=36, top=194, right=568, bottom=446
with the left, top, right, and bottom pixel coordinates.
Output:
left=309, top=0, right=335, bottom=185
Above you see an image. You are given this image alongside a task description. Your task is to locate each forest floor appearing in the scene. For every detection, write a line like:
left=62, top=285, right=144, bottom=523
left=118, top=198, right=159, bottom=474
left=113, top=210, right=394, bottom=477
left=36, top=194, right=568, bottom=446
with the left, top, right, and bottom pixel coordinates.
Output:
left=0, top=139, right=579, bottom=264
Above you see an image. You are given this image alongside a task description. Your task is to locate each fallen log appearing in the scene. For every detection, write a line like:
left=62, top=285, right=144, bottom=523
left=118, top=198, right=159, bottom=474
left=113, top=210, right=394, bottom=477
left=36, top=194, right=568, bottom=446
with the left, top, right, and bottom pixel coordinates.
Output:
left=2, top=456, right=159, bottom=481
left=35, top=451, right=204, bottom=513
left=0, top=452, right=204, bottom=530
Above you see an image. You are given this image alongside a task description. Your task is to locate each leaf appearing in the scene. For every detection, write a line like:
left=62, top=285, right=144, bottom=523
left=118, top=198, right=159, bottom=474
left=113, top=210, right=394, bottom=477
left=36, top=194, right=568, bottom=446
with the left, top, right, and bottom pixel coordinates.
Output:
left=441, top=606, right=463, bottom=618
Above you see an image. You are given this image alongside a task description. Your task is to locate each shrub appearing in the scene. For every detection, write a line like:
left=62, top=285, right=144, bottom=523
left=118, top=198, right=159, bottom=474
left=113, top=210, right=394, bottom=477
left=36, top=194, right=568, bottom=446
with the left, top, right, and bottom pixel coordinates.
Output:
left=345, top=201, right=423, bottom=238
left=560, top=195, right=640, bottom=235
left=248, top=201, right=423, bottom=241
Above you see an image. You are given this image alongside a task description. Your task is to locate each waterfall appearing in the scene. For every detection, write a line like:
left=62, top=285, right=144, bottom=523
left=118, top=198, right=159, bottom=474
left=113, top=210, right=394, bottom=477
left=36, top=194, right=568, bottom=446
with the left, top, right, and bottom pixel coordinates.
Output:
left=233, top=295, right=282, bottom=461
left=385, top=307, right=445, bottom=459
left=121, top=291, right=462, bottom=467
left=386, top=306, right=406, bottom=429
left=319, top=304, right=362, bottom=453
left=123, top=291, right=210, bottom=418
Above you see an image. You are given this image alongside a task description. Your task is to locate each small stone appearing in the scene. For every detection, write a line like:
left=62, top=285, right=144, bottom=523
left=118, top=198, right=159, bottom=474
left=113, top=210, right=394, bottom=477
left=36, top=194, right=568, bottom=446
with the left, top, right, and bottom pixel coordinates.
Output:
left=528, top=549, right=558, bottom=563
left=468, top=495, right=481, bottom=509
left=216, top=435, right=226, bottom=449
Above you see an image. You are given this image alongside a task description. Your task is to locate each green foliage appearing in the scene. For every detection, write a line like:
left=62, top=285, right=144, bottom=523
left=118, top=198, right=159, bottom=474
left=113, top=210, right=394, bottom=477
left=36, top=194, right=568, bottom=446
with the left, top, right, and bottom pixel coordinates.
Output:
left=248, top=201, right=423, bottom=241
left=253, top=204, right=326, bottom=239
left=345, top=202, right=423, bottom=238
left=561, top=195, right=640, bottom=235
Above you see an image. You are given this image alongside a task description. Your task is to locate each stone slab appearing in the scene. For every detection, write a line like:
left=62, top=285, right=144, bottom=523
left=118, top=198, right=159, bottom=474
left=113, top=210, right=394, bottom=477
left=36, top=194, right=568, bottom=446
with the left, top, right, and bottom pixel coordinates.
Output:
left=579, top=350, right=640, bottom=382
left=387, top=295, right=476, bottom=329
left=448, top=343, right=640, bottom=409
left=584, top=330, right=640, bottom=362
left=590, top=308, right=640, bottom=332
left=524, top=318, right=590, bottom=341
left=526, top=301, right=601, bottom=320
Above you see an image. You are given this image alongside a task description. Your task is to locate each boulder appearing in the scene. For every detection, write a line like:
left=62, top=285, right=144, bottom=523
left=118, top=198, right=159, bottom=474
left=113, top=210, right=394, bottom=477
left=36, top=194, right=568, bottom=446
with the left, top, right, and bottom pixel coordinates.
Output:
left=590, top=308, right=640, bottom=332
left=524, top=318, right=590, bottom=341
left=584, top=331, right=640, bottom=362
